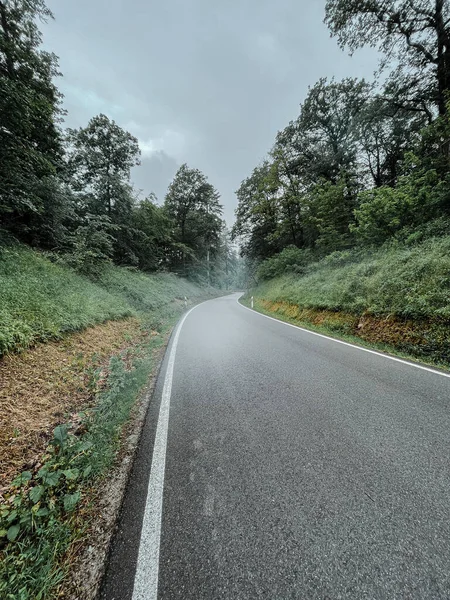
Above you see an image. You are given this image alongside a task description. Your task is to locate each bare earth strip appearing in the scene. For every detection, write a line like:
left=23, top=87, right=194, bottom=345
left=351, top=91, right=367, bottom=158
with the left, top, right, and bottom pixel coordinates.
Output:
left=0, top=318, right=144, bottom=486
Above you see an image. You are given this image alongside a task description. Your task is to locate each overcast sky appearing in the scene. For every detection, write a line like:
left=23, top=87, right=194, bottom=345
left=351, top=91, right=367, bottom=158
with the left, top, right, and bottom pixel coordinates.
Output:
left=43, top=0, right=379, bottom=223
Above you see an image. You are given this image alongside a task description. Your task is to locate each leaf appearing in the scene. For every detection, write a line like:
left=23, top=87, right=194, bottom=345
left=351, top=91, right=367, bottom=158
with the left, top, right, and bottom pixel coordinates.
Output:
left=6, top=510, right=17, bottom=524
left=0, top=529, right=7, bottom=538
left=62, top=469, right=79, bottom=481
left=63, top=491, right=81, bottom=513
left=53, top=425, right=68, bottom=449
left=29, top=486, right=44, bottom=504
left=82, top=465, right=92, bottom=479
left=37, top=468, right=61, bottom=487
left=77, top=440, right=93, bottom=453
left=36, top=507, right=50, bottom=517
left=11, top=471, right=32, bottom=487
left=7, top=524, right=20, bottom=541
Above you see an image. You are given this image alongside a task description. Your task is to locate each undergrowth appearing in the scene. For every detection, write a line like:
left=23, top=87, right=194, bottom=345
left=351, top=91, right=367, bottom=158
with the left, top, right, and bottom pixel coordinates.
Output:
left=0, top=328, right=166, bottom=599
left=253, top=236, right=450, bottom=321
left=0, top=244, right=209, bottom=355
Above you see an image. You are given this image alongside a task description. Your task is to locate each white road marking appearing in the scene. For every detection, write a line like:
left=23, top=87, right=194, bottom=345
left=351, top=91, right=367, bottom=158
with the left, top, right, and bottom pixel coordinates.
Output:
left=237, top=296, right=450, bottom=380
left=132, top=301, right=206, bottom=600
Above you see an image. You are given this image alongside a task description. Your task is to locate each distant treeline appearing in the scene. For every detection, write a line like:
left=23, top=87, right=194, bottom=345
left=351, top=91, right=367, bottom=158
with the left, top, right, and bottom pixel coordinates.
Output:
left=232, top=0, right=450, bottom=278
left=0, top=0, right=241, bottom=287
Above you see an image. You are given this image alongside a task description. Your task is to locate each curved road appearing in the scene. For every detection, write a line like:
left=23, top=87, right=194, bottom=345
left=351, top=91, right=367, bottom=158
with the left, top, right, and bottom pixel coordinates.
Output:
left=102, top=293, right=450, bottom=599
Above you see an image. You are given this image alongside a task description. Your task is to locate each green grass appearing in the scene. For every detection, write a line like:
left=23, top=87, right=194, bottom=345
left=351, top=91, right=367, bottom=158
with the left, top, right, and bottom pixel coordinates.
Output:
left=252, top=237, right=450, bottom=321
left=0, top=245, right=218, bottom=597
left=0, top=329, right=169, bottom=599
left=0, top=294, right=203, bottom=599
left=248, top=236, right=450, bottom=365
left=0, top=245, right=211, bottom=355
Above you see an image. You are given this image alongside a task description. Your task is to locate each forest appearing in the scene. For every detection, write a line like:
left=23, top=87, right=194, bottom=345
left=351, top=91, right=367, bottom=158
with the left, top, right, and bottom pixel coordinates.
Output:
left=233, top=0, right=450, bottom=284
left=0, top=0, right=239, bottom=288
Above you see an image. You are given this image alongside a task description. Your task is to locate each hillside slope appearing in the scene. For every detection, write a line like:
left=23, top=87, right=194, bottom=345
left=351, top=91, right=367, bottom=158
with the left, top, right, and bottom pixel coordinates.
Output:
left=247, top=236, right=450, bottom=365
left=0, top=244, right=209, bottom=355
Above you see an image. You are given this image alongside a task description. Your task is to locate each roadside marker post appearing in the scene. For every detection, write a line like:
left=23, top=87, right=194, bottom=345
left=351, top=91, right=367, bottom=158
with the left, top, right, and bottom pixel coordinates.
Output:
left=251, top=296, right=254, bottom=309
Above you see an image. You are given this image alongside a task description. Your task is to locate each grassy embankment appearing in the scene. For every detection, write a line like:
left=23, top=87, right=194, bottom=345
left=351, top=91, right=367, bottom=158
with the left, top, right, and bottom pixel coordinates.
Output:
left=244, top=236, right=450, bottom=368
left=0, top=243, right=217, bottom=599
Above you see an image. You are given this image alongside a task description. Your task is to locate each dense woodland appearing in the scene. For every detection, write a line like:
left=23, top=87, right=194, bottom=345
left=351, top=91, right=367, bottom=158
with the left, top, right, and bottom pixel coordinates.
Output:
left=0, top=0, right=239, bottom=287
left=232, top=0, right=450, bottom=280
left=2, top=0, right=450, bottom=292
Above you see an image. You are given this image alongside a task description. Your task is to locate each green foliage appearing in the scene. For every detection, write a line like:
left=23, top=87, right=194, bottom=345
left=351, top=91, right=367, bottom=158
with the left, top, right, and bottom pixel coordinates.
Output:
left=0, top=243, right=209, bottom=356
left=60, top=214, right=117, bottom=276
left=232, top=161, right=282, bottom=260
left=353, top=185, right=415, bottom=245
left=353, top=159, right=446, bottom=245
left=164, top=163, right=224, bottom=280
left=252, top=236, right=450, bottom=321
left=0, top=424, right=88, bottom=599
left=325, top=0, right=450, bottom=117
left=0, top=0, right=64, bottom=246
left=131, top=195, right=172, bottom=271
left=257, top=246, right=314, bottom=280
left=0, top=331, right=163, bottom=599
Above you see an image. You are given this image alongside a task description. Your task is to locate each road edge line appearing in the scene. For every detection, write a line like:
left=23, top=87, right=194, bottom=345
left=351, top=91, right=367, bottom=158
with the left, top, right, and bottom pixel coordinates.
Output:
left=237, top=296, right=450, bottom=380
left=131, top=299, right=208, bottom=600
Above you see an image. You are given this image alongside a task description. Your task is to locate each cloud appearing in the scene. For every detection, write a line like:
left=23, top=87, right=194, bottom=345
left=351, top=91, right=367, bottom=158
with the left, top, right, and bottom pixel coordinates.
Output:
left=43, top=0, right=380, bottom=223
left=137, top=130, right=187, bottom=161
left=132, top=151, right=179, bottom=203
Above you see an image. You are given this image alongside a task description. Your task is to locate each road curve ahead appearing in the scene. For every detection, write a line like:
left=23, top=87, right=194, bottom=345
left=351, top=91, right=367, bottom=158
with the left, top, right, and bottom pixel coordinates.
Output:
left=102, top=293, right=450, bottom=600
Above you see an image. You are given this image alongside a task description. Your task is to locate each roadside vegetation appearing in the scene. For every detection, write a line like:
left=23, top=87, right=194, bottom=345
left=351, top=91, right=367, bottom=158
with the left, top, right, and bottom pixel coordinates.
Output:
left=233, top=1, right=450, bottom=366
left=0, top=0, right=244, bottom=595
left=0, top=243, right=210, bottom=356
left=0, top=245, right=215, bottom=598
left=245, top=231, right=450, bottom=365
left=0, top=328, right=164, bottom=599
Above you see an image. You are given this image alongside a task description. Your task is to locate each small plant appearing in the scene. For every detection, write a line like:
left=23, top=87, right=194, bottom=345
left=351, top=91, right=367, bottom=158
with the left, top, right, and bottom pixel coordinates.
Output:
left=0, top=424, right=94, bottom=599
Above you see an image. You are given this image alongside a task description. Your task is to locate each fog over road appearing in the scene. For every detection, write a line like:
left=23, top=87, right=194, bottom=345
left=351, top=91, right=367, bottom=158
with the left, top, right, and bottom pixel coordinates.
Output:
left=102, top=293, right=450, bottom=599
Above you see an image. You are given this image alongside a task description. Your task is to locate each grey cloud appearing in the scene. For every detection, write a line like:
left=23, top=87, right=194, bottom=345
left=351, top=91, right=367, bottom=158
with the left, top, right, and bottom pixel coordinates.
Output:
left=132, top=152, right=179, bottom=204
left=43, top=0, right=379, bottom=222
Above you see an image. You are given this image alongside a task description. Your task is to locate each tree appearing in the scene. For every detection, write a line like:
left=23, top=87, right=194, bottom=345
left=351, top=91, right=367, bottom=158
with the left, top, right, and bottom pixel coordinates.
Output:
left=270, top=128, right=306, bottom=248
left=305, top=175, right=359, bottom=252
left=131, top=194, right=173, bottom=271
left=356, top=97, right=426, bottom=187
left=231, top=161, right=281, bottom=261
left=0, top=0, right=64, bottom=246
left=325, top=0, right=450, bottom=118
left=164, top=164, right=223, bottom=278
left=65, top=114, right=141, bottom=264
left=66, top=114, right=140, bottom=217
left=297, top=77, right=370, bottom=182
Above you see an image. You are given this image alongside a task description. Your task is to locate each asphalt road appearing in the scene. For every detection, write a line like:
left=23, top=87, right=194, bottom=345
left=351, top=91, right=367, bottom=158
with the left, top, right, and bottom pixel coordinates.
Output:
left=101, top=293, right=450, bottom=599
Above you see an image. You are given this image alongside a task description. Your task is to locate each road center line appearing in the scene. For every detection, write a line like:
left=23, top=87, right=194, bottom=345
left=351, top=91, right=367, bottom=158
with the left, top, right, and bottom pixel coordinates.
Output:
left=237, top=296, right=450, bottom=380
left=131, top=301, right=205, bottom=600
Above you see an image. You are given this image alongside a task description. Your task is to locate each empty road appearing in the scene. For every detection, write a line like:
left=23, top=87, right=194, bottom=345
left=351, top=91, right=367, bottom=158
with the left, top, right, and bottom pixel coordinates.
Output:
left=102, top=293, right=450, bottom=599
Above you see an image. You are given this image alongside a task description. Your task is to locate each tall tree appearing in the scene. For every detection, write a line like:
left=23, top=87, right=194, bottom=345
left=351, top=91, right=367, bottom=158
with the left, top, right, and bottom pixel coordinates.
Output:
left=66, top=114, right=141, bottom=264
left=164, top=164, right=223, bottom=278
left=231, top=161, right=280, bottom=261
left=325, top=0, right=450, bottom=118
left=0, top=0, right=64, bottom=246
left=131, top=193, right=173, bottom=271
left=356, top=97, right=426, bottom=187
left=297, top=77, right=370, bottom=182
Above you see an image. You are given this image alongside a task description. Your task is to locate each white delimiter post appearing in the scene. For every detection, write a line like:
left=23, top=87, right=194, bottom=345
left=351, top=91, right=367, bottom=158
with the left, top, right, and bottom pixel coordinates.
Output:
left=251, top=296, right=254, bottom=309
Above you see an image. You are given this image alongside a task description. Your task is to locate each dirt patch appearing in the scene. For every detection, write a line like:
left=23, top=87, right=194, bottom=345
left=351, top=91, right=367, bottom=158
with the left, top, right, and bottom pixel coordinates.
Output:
left=0, top=318, right=146, bottom=485
left=60, top=335, right=170, bottom=600
left=258, top=299, right=450, bottom=364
